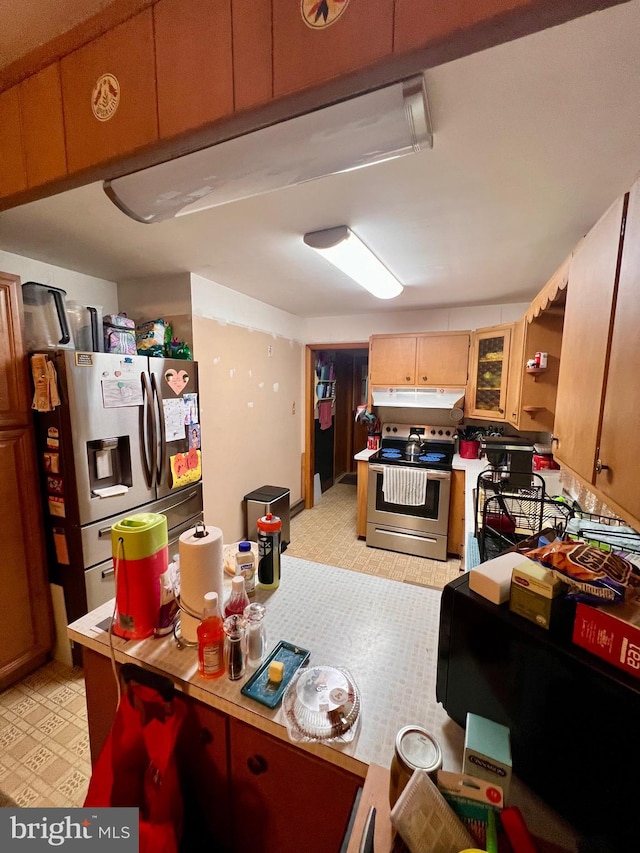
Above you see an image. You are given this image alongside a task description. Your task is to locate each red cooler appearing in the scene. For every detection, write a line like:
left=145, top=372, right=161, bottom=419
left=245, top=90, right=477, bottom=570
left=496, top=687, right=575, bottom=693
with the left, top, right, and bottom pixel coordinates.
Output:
left=111, top=512, right=168, bottom=639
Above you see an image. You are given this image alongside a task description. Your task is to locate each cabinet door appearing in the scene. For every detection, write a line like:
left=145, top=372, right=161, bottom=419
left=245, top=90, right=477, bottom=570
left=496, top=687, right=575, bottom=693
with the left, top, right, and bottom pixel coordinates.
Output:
left=467, top=326, right=512, bottom=420
left=369, top=336, right=416, bottom=385
left=20, top=63, right=67, bottom=187
left=60, top=10, right=157, bottom=172
left=505, top=316, right=525, bottom=427
left=273, top=0, right=394, bottom=97
left=553, top=196, right=624, bottom=482
left=597, top=181, right=640, bottom=524
left=230, top=718, right=360, bottom=853
left=0, top=272, right=30, bottom=426
left=232, top=0, right=273, bottom=111
left=155, top=0, right=233, bottom=139
left=416, top=332, right=469, bottom=386
left=447, top=469, right=465, bottom=558
left=0, top=426, right=54, bottom=689
left=0, top=85, right=27, bottom=197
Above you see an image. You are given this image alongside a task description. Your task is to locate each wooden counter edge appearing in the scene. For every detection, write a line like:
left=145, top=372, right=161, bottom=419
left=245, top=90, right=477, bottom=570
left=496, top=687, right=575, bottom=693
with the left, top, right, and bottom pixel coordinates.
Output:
left=346, top=763, right=395, bottom=853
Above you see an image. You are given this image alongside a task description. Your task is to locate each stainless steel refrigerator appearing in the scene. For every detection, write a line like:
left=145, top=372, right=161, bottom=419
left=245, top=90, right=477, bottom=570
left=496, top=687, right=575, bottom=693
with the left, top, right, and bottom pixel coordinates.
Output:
left=32, top=350, right=203, bottom=642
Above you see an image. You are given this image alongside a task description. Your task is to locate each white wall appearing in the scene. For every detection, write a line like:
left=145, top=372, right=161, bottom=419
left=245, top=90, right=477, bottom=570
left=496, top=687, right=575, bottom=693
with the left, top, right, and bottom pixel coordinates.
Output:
left=302, top=302, right=530, bottom=343
left=0, top=250, right=118, bottom=312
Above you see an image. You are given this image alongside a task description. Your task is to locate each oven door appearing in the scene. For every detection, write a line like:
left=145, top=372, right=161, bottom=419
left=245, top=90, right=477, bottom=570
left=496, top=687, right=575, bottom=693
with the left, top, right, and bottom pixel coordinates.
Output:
left=366, top=463, right=452, bottom=560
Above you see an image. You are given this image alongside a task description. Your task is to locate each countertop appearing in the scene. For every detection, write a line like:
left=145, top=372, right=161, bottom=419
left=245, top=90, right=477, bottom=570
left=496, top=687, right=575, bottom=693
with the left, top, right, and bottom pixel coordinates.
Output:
left=68, top=555, right=577, bottom=849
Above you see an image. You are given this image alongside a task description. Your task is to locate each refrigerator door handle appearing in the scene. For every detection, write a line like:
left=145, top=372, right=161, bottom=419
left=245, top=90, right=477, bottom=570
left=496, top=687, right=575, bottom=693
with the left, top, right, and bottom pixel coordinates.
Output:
left=101, top=567, right=115, bottom=579
left=98, top=526, right=113, bottom=539
left=140, top=371, right=156, bottom=489
left=151, top=371, right=166, bottom=487
left=158, top=489, right=201, bottom=514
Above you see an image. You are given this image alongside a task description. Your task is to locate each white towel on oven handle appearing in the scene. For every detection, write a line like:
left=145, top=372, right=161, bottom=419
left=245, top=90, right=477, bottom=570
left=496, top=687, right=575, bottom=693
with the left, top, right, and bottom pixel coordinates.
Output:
left=382, top=465, right=428, bottom=506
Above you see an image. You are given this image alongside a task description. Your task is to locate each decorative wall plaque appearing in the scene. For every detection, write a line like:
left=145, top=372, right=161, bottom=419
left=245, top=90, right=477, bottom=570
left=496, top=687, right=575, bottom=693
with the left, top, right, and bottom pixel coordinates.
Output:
left=301, top=0, right=350, bottom=30
left=91, top=73, right=120, bottom=122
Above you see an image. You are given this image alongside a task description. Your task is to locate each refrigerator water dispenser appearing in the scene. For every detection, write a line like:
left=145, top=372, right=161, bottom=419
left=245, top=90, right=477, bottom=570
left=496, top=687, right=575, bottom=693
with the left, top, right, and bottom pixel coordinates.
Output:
left=88, top=436, right=132, bottom=495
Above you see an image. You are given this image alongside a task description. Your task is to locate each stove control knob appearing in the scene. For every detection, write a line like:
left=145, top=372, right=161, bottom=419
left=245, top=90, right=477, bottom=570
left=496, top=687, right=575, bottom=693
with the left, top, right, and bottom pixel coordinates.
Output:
left=438, top=430, right=443, bottom=435
left=430, top=429, right=436, bottom=435
left=392, top=427, right=398, bottom=433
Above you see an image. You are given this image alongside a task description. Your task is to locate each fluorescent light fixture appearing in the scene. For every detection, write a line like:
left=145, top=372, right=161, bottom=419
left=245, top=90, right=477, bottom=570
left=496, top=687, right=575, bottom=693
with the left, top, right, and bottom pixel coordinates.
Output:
left=104, top=76, right=432, bottom=223
left=303, top=226, right=403, bottom=299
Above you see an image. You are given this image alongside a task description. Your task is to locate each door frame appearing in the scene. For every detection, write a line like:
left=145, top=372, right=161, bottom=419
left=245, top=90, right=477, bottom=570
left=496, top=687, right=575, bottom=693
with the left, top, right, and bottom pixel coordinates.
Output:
left=304, top=342, right=368, bottom=509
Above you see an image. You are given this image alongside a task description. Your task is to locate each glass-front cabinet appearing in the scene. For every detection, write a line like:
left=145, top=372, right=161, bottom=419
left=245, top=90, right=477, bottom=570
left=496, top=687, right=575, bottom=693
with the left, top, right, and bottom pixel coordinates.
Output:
left=467, top=325, right=512, bottom=419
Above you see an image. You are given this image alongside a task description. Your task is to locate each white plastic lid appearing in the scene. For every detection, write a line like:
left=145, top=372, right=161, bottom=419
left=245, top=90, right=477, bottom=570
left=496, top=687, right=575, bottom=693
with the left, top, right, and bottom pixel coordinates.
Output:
left=203, top=591, right=219, bottom=617
left=231, top=576, right=246, bottom=592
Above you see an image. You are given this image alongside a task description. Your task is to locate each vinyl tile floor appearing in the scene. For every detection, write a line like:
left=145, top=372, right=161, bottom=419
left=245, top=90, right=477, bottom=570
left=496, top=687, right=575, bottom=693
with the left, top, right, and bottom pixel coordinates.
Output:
left=0, top=482, right=462, bottom=808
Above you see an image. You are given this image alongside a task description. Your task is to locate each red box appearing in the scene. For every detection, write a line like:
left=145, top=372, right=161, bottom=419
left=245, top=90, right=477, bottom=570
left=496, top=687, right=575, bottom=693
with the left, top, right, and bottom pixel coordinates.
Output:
left=572, top=600, right=640, bottom=678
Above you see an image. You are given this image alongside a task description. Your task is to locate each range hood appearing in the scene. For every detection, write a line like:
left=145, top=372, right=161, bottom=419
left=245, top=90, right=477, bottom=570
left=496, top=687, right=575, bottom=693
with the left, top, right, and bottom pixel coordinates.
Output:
left=372, top=386, right=465, bottom=414
left=104, top=76, right=432, bottom=223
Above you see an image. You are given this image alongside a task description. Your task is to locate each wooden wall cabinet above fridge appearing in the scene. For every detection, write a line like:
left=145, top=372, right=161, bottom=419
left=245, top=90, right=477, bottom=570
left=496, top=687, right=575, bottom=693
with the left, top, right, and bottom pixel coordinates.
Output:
left=466, top=325, right=512, bottom=420
left=369, top=332, right=470, bottom=388
left=554, top=179, right=640, bottom=528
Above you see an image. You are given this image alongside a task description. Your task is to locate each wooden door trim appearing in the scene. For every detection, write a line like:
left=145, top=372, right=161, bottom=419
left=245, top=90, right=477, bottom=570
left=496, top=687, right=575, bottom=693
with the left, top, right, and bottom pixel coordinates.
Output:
left=304, top=342, right=368, bottom=509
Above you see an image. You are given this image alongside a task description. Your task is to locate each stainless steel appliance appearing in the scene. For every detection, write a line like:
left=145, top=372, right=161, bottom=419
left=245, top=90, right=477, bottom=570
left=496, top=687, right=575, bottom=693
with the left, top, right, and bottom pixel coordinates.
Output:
left=31, top=350, right=203, bottom=646
left=366, top=423, right=455, bottom=560
left=479, top=435, right=535, bottom=488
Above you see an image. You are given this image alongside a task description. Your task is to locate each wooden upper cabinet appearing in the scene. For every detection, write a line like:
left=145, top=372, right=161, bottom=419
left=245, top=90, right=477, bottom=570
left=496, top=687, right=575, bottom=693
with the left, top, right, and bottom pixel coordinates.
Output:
left=416, top=332, right=469, bottom=386
left=369, top=336, right=417, bottom=385
left=155, top=0, right=234, bottom=138
left=232, top=0, right=273, bottom=111
left=597, top=179, right=640, bottom=524
left=272, top=0, right=394, bottom=97
left=467, top=325, right=512, bottom=420
left=553, top=195, right=625, bottom=483
left=19, top=63, right=67, bottom=187
left=0, top=85, right=27, bottom=198
left=60, top=10, right=158, bottom=172
left=0, top=273, right=30, bottom=426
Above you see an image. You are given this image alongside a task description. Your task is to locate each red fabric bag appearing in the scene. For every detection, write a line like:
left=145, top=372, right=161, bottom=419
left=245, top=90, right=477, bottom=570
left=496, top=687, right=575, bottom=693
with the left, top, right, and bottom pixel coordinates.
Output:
left=84, top=664, right=187, bottom=853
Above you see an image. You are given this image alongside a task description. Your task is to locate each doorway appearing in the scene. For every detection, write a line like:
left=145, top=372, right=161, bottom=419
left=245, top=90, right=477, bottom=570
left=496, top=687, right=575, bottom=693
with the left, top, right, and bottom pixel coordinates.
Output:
left=304, top=343, right=369, bottom=509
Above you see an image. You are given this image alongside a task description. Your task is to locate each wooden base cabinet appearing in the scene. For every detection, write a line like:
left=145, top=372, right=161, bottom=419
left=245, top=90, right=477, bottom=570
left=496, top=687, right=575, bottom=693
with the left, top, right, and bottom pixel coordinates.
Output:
left=447, top=469, right=465, bottom=558
left=83, top=648, right=360, bottom=853
left=357, top=459, right=369, bottom=538
left=230, top=718, right=360, bottom=853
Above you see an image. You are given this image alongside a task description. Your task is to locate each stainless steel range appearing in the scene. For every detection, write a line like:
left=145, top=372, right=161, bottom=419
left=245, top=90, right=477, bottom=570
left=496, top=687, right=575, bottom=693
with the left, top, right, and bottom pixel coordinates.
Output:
left=366, top=423, right=455, bottom=560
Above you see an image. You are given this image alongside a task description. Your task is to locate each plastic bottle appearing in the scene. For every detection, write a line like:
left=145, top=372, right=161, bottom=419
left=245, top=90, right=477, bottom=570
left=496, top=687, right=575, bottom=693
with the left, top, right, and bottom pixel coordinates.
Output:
left=224, top=575, right=250, bottom=617
left=197, top=591, right=225, bottom=679
left=235, top=541, right=256, bottom=597
left=223, top=614, right=246, bottom=681
left=257, top=513, right=282, bottom=589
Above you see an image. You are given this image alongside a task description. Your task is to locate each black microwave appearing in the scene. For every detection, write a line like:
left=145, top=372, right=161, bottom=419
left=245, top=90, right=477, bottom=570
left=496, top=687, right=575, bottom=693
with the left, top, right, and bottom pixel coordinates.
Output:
left=437, top=573, right=640, bottom=851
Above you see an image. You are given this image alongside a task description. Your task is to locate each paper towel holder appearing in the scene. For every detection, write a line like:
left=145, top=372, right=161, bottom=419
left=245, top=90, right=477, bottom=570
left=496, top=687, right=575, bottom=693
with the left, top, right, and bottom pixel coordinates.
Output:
left=193, top=521, right=209, bottom=539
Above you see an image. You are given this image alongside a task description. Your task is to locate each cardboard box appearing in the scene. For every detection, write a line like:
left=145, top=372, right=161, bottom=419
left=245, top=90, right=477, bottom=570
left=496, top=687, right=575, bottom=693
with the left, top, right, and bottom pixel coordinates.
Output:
left=511, top=559, right=563, bottom=599
left=509, top=583, right=558, bottom=629
left=463, top=713, right=511, bottom=800
left=469, top=552, right=528, bottom=605
left=572, top=599, right=640, bottom=679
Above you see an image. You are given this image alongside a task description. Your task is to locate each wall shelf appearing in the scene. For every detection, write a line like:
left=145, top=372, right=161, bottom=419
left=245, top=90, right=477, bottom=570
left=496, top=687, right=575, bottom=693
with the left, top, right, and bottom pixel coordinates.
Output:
left=526, top=367, right=547, bottom=381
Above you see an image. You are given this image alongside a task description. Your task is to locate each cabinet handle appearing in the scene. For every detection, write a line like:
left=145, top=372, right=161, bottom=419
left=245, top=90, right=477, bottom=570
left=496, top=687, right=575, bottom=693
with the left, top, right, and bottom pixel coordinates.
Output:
left=422, top=375, right=427, bottom=381
left=405, top=376, right=411, bottom=382
left=595, top=459, right=610, bottom=474
left=498, top=407, right=504, bottom=414
left=247, top=754, right=268, bottom=775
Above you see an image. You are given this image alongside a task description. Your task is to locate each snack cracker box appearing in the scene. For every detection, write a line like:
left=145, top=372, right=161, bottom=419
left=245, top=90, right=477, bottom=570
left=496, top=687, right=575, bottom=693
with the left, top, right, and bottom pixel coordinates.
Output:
left=572, top=598, right=640, bottom=679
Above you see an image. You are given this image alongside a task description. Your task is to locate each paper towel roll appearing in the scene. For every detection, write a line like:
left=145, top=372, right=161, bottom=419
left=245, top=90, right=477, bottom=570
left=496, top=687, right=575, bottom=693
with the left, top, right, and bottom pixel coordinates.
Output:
left=179, top=524, right=224, bottom=643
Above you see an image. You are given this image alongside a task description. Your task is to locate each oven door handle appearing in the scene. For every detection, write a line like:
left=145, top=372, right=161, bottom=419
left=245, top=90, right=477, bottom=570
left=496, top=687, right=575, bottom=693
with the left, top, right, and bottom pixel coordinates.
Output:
left=369, top=464, right=451, bottom=480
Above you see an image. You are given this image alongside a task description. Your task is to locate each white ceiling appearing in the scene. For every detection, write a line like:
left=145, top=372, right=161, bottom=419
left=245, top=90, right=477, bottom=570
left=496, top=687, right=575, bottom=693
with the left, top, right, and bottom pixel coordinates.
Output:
left=1, top=2, right=640, bottom=318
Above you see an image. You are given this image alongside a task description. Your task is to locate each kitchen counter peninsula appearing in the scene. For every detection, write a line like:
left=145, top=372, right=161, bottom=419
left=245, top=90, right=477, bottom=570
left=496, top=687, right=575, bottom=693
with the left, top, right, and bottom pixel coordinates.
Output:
left=68, top=555, right=577, bottom=853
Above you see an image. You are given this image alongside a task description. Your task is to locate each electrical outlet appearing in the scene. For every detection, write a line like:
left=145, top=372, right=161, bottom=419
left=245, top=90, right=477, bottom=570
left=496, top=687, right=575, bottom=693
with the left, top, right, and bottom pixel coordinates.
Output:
left=267, top=345, right=273, bottom=357
left=292, top=401, right=296, bottom=415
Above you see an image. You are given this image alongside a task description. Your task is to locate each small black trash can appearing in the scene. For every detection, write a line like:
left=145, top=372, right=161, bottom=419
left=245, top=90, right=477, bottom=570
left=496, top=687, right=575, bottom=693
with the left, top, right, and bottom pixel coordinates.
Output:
left=244, top=485, right=290, bottom=550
